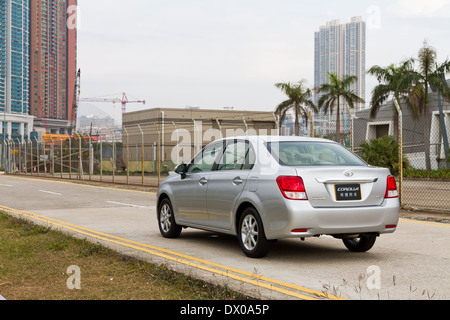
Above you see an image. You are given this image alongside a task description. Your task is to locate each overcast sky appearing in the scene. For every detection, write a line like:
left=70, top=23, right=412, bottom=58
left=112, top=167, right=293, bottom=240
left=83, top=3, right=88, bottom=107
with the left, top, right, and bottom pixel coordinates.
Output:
left=77, top=0, right=450, bottom=119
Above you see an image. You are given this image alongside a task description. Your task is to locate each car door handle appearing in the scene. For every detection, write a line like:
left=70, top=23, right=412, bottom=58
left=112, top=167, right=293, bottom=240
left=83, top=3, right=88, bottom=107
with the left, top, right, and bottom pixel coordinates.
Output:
left=232, top=177, right=243, bottom=185
left=199, top=177, right=208, bottom=185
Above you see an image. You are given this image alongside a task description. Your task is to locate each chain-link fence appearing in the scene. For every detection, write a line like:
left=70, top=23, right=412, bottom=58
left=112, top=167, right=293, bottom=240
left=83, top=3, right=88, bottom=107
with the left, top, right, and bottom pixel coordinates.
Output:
left=1, top=101, right=449, bottom=212
left=1, top=133, right=167, bottom=187
left=352, top=93, right=450, bottom=212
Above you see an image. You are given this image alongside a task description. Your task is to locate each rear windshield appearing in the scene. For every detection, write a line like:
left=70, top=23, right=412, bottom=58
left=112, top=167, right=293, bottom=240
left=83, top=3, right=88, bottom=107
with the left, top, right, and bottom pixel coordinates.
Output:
left=266, top=141, right=367, bottom=167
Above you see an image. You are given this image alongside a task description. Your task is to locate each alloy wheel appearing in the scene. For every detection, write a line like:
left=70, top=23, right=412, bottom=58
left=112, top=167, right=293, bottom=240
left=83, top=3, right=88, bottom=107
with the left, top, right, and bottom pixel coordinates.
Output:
left=160, top=203, right=172, bottom=233
left=241, top=214, right=259, bottom=251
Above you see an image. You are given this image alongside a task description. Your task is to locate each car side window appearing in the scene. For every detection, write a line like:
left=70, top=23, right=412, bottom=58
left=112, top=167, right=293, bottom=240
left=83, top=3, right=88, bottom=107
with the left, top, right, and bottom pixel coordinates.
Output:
left=187, top=142, right=224, bottom=173
left=217, top=140, right=255, bottom=171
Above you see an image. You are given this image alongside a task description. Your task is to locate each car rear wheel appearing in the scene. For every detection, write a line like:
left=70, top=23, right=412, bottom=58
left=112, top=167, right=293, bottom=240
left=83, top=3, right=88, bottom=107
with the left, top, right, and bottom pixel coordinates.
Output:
left=238, top=207, right=270, bottom=258
left=342, top=234, right=377, bottom=252
left=158, top=198, right=182, bottom=238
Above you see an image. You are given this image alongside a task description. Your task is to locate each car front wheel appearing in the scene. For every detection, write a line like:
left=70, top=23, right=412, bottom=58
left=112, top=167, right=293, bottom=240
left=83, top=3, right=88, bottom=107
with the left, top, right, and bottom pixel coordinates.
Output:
left=238, top=207, right=270, bottom=258
left=342, top=234, right=377, bottom=252
left=158, top=198, right=182, bottom=238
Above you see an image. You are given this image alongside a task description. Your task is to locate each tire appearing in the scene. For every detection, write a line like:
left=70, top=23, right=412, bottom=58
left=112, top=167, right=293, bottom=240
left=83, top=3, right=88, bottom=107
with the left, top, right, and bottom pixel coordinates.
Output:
left=238, top=207, right=270, bottom=258
left=342, top=234, right=377, bottom=252
left=158, top=198, right=182, bottom=238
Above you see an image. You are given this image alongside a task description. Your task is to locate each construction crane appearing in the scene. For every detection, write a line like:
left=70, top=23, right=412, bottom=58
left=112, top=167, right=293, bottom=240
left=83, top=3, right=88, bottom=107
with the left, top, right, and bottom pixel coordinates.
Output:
left=79, top=92, right=146, bottom=114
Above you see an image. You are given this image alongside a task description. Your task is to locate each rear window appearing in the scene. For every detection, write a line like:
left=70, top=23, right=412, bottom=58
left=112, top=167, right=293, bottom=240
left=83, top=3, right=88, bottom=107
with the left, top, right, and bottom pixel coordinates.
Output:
left=266, top=141, right=367, bottom=167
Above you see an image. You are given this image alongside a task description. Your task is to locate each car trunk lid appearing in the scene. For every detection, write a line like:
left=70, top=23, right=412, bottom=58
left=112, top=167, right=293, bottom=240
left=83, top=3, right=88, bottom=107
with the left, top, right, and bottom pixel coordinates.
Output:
left=296, top=166, right=390, bottom=208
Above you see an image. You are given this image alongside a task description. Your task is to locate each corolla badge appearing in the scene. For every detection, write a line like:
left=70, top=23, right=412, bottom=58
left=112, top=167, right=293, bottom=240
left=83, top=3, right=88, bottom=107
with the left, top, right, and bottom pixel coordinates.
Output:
left=344, top=170, right=354, bottom=177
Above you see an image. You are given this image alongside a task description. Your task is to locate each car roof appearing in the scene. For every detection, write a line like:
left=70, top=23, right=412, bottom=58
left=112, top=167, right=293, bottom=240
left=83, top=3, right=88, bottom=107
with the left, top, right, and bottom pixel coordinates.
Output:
left=221, top=135, right=335, bottom=144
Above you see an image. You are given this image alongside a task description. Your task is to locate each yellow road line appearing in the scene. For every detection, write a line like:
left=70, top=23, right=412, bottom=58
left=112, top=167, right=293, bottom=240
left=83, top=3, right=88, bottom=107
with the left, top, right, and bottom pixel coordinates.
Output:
left=399, top=218, right=450, bottom=228
left=0, top=204, right=343, bottom=300
left=1, top=175, right=156, bottom=194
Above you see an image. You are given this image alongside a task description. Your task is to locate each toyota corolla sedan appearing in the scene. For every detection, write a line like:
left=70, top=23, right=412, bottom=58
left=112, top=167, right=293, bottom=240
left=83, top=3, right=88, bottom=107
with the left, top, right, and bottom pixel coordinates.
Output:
left=157, top=136, right=400, bottom=258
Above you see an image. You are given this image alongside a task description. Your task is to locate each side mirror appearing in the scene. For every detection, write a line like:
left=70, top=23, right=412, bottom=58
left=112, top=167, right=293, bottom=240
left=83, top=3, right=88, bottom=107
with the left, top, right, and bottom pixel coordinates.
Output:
left=174, top=164, right=187, bottom=179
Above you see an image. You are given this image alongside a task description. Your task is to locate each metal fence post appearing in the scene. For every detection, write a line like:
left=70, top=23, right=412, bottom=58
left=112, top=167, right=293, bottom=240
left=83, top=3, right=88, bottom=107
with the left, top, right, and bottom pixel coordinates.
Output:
left=112, top=131, right=115, bottom=183
left=89, top=134, right=92, bottom=181
left=34, top=137, right=38, bottom=175
left=68, top=135, right=72, bottom=179
left=123, top=127, right=129, bottom=185
left=77, top=134, right=82, bottom=180
left=346, top=106, right=354, bottom=152
left=393, top=99, right=403, bottom=205
left=99, top=134, right=103, bottom=182
left=5, top=139, right=10, bottom=173
left=59, top=134, right=63, bottom=179
left=173, top=122, right=179, bottom=165
left=154, top=123, right=161, bottom=186
left=272, top=113, right=280, bottom=136
left=138, top=125, right=144, bottom=186
left=436, top=88, right=449, bottom=168
left=29, top=139, right=33, bottom=176
left=12, top=140, right=16, bottom=174
left=43, top=139, right=47, bottom=176
left=23, top=139, right=26, bottom=174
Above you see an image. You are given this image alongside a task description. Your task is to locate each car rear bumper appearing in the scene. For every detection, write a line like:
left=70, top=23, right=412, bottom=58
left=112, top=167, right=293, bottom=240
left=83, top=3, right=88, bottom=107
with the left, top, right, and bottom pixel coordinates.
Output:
left=258, top=198, right=400, bottom=240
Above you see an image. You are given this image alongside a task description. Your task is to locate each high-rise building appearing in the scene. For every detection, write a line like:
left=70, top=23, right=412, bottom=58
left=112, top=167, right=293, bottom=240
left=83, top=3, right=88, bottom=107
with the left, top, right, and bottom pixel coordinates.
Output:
left=0, top=0, right=34, bottom=144
left=29, top=0, right=77, bottom=134
left=314, top=17, right=366, bottom=135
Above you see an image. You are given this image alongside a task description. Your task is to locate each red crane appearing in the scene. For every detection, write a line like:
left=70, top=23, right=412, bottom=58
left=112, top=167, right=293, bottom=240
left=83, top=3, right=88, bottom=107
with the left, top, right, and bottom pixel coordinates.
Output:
left=79, top=92, right=146, bottom=114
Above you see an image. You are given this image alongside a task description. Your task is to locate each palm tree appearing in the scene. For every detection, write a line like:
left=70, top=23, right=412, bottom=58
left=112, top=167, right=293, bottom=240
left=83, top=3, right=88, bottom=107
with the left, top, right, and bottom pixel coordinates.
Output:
left=367, top=59, right=417, bottom=140
left=275, top=80, right=318, bottom=136
left=316, top=73, right=365, bottom=144
left=408, top=41, right=450, bottom=170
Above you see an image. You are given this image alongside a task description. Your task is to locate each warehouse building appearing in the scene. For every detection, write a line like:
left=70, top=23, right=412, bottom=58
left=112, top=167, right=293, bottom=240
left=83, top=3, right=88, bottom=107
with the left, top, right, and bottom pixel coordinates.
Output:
left=122, top=107, right=278, bottom=171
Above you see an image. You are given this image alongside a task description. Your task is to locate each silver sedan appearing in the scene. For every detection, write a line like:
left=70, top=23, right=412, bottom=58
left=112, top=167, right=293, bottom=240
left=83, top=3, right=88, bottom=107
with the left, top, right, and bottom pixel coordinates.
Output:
left=157, top=136, right=400, bottom=258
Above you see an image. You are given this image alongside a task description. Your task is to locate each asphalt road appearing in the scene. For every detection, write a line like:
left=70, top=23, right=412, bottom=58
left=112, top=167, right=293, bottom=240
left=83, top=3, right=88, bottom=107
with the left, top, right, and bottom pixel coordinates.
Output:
left=1, top=174, right=449, bottom=300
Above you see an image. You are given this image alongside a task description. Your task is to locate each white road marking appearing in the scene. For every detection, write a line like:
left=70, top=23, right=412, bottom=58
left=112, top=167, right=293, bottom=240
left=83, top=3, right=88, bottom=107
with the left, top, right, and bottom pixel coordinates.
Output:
left=38, top=190, right=62, bottom=196
left=0, top=184, right=12, bottom=187
left=106, top=201, right=148, bottom=209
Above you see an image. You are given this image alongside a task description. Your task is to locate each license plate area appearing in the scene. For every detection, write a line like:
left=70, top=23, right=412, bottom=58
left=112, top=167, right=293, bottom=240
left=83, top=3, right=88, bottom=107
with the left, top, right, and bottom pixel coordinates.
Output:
left=335, top=184, right=361, bottom=201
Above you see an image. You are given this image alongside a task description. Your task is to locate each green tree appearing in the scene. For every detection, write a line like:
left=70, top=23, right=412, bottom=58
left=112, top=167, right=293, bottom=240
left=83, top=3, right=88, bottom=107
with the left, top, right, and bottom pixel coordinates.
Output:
left=316, top=73, right=364, bottom=144
left=359, top=135, right=410, bottom=176
left=408, top=41, right=450, bottom=170
left=367, top=59, right=418, bottom=140
left=275, top=80, right=317, bottom=136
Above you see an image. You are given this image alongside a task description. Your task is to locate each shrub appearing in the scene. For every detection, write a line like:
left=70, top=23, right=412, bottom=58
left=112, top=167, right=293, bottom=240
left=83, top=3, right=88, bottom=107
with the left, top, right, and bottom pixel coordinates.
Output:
left=403, top=168, right=450, bottom=179
left=359, top=135, right=410, bottom=176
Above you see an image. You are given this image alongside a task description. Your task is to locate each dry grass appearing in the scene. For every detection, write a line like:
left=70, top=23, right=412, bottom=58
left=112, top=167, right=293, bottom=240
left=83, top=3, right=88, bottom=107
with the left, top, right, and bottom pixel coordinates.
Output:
left=0, top=212, right=253, bottom=300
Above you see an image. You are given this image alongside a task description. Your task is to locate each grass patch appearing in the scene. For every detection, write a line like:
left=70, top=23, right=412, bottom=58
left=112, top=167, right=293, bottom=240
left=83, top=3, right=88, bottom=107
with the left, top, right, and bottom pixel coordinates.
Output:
left=0, top=212, right=253, bottom=300
left=403, top=168, right=450, bottom=179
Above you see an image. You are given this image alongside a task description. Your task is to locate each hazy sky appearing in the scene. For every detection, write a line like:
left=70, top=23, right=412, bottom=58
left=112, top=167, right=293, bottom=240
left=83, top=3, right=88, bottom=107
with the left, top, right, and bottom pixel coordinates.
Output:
left=77, top=0, right=450, bottom=118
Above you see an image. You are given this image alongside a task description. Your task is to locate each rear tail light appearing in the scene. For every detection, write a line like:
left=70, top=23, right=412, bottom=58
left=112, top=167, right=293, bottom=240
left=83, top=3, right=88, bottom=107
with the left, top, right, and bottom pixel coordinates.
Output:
left=291, top=228, right=308, bottom=233
left=277, top=176, right=308, bottom=200
left=385, top=176, right=399, bottom=198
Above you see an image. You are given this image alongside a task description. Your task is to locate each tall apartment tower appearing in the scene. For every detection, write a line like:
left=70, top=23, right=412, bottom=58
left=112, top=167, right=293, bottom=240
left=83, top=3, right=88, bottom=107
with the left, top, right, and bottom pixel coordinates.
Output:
left=314, top=17, right=366, bottom=135
left=0, top=0, right=34, bottom=144
left=30, top=0, right=77, bottom=134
